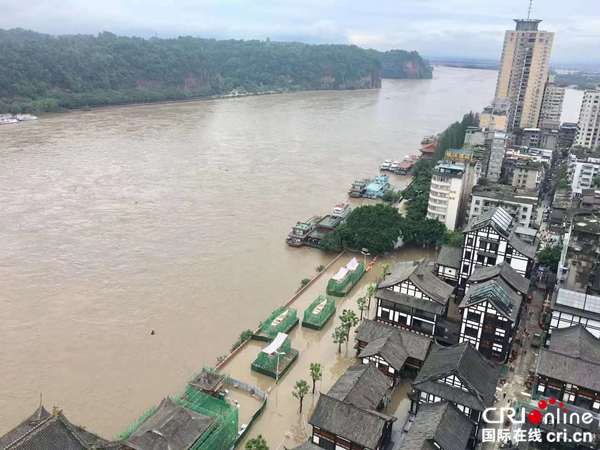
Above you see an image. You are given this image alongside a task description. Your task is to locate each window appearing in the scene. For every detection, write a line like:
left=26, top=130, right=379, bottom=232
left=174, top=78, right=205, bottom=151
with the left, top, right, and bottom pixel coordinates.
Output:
left=522, top=207, right=528, bottom=212
left=475, top=200, right=481, bottom=205
left=465, top=326, right=478, bottom=338
left=479, top=241, right=487, bottom=250
left=463, top=264, right=469, bottom=274
left=489, top=243, right=498, bottom=252
left=477, top=255, right=485, bottom=263
left=488, top=257, right=497, bottom=265
left=521, top=215, right=527, bottom=219
left=467, top=311, right=481, bottom=322
left=465, top=251, right=472, bottom=259
left=467, top=238, right=473, bottom=246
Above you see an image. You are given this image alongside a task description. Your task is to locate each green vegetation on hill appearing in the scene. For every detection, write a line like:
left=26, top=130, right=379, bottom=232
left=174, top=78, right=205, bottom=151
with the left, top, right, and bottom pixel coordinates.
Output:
left=0, top=28, right=432, bottom=113
left=553, top=72, right=600, bottom=91
left=369, top=49, right=433, bottom=79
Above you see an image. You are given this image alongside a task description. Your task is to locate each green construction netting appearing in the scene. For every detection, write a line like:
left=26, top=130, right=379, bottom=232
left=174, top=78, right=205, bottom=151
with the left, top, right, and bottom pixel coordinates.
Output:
left=253, top=337, right=292, bottom=372
left=118, top=387, right=238, bottom=450
left=327, top=262, right=365, bottom=295
left=261, top=306, right=297, bottom=337
left=303, top=295, right=336, bottom=327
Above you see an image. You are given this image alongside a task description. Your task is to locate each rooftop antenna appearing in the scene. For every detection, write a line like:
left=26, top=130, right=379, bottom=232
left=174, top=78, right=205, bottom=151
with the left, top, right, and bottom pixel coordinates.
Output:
left=527, top=0, right=533, bottom=20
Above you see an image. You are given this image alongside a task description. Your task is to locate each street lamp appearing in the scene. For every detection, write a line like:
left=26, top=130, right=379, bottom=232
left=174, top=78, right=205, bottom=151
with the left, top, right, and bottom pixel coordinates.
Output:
left=275, top=351, right=286, bottom=384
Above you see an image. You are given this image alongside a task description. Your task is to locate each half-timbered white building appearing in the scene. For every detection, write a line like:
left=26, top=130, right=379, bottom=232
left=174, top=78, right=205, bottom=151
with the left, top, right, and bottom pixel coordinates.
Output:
left=458, top=207, right=538, bottom=297
left=435, top=245, right=463, bottom=287
left=355, top=319, right=431, bottom=383
left=536, top=325, right=600, bottom=413
left=458, top=278, right=523, bottom=363
left=411, top=342, right=501, bottom=449
left=549, top=288, right=600, bottom=341
left=377, top=261, right=455, bottom=343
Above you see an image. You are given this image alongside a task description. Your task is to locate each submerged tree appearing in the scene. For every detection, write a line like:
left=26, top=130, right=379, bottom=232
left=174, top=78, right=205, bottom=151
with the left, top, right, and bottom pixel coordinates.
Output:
left=245, top=435, right=269, bottom=450
left=357, top=296, right=368, bottom=321
left=332, top=326, right=347, bottom=354
left=309, top=362, right=322, bottom=394
left=380, top=263, right=390, bottom=280
left=292, top=380, right=310, bottom=413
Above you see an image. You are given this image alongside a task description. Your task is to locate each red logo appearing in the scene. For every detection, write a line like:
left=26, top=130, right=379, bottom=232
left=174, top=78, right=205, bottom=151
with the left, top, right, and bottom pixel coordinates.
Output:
left=528, top=398, right=566, bottom=423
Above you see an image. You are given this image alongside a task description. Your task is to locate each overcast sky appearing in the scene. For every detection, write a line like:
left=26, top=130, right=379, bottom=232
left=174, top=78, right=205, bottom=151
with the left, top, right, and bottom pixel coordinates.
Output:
left=1, top=0, right=599, bottom=64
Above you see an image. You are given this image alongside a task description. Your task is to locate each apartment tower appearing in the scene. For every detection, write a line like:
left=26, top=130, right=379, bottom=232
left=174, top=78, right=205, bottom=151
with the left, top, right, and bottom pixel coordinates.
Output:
left=494, top=19, right=554, bottom=130
left=575, top=89, right=600, bottom=149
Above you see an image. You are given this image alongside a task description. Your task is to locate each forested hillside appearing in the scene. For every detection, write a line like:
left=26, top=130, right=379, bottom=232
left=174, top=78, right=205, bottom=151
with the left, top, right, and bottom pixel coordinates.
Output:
left=369, top=49, right=433, bottom=79
left=0, top=28, right=432, bottom=113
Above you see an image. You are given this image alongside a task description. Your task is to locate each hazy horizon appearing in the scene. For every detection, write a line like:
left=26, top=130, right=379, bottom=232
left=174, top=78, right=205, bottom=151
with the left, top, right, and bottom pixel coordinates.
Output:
left=1, top=0, right=599, bottom=65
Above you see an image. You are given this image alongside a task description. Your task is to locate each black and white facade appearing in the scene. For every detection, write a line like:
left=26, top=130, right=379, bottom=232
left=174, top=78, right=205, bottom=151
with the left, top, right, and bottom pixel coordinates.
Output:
left=549, top=288, right=600, bottom=341
left=459, top=278, right=523, bottom=363
left=435, top=245, right=463, bottom=287
left=355, top=319, right=432, bottom=383
left=536, top=325, right=600, bottom=413
left=377, top=261, right=454, bottom=342
left=411, top=342, right=501, bottom=449
left=458, top=207, right=538, bottom=297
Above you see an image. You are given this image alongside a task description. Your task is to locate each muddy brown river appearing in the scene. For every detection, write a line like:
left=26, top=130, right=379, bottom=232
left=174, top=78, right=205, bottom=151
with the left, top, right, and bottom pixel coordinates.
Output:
left=0, top=66, right=582, bottom=438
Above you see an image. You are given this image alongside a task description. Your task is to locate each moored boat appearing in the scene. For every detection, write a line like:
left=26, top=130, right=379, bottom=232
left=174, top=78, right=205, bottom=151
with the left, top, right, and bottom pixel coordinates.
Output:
left=348, top=179, right=370, bottom=198
left=363, top=174, right=391, bottom=199
left=332, top=203, right=351, bottom=220
left=379, top=159, right=392, bottom=170
left=326, top=257, right=365, bottom=297
left=285, top=216, right=321, bottom=247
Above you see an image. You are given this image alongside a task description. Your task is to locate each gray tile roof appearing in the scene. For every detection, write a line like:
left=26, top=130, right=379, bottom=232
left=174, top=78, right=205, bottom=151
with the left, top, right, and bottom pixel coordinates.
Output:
left=289, top=442, right=322, bottom=450
left=436, top=245, right=462, bottom=270
left=468, top=262, right=530, bottom=294
left=0, top=409, right=110, bottom=450
left=126, top=397, right=215, bottom=450
left=508, top=231, right=539, bottom=259
left=460, top=278, right=522, bottom=322
left=359, top=333, right=408, bottom=372
left=376, top=288, right=445, bottom=315
left=379, top=262, right=454, bottom=305
left=413, top=343, right=501, bottom=412
left=309, top=395, right=395, bottom=449
left=537, top=325, right=600, bottom=392
left=401, top=402, right=473, bottom=450
left=189, top=368, right=225, bottom=393
left=0, top=406, right=52, bottom=449
left=355, top=320, right=431, bottom=362
left=463, top=207, right=513, bottom=235
left=328, top=363, right=390, bottom=411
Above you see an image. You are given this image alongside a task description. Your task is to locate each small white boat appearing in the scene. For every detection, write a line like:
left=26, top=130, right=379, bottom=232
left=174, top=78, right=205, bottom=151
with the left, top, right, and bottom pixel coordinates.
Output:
left=380, top=159, right=392, bottom=170
left=271, top=311, right=288, bottom=327
left=332, top=203, right=351, bottom=220
left=312, top=299, right=328, bottom=315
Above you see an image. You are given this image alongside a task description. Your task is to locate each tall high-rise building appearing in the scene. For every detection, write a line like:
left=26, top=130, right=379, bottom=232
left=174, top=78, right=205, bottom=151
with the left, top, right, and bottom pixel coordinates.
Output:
left=539, top=75, right=565, bottom=128
left=575, top=89, right=600, bottom=149
left=494, top=19, right=554, bottom=130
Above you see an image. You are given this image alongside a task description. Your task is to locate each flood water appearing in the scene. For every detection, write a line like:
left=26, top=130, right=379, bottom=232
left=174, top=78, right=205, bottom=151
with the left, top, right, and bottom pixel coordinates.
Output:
left=0, top=66, right=580, bottom=438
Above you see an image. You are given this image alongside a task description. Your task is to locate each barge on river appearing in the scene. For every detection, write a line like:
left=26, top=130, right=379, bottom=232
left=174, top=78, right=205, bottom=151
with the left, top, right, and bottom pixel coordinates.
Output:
left=287, top=204, right=351, bottom=248
left=285, top=216, right=321, bottom=247
left=348, top=178, right=370, bottom=198
left=394, top=155, right=419, bottom=175
left=363, top=174, right=391, bottom=199
left=326, top=257, right=365, bottom=297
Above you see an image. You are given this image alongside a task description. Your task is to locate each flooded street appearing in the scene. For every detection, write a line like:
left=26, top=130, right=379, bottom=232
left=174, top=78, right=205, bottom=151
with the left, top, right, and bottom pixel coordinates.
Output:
left=2, top=66, right=504, bottom=437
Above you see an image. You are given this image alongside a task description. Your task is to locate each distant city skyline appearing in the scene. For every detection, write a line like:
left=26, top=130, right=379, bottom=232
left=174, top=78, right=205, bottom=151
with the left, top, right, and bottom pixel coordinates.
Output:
left=1, top=0, right=599, bottom=64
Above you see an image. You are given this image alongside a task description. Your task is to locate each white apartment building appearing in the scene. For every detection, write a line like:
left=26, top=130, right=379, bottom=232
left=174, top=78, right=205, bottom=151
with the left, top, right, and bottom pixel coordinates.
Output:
left=575, top=89, right=600, bottom=149
left=539, top=75, right=565, bottom=128
left=569, top=155, right=600, bottom=196
left=427, top=161, right=466, bottom=231
left=468, top=185, right=539, bottom=228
